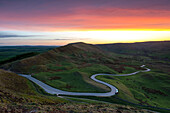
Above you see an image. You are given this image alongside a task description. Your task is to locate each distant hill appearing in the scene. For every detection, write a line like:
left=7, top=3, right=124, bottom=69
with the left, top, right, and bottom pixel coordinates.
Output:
left=0, top=46, right=58, bottom=65
left=97, top=41, right=170, bottom=61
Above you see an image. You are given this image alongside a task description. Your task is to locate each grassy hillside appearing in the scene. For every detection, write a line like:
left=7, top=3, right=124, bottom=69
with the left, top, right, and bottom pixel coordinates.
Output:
left=0, top=69, right=153, bottom=112
left=2, top=42, right=142, bottom=92
left=2, top=42, right=141, bottom=73
left=0, top=69, right=67, bottom=112
left=96, top=41, right=170, bottom=109
left=1, top=41, right=170, bottom=110
left=97, top=41, right=170, bottom=61
left=97, top=70, right=170, bottom=108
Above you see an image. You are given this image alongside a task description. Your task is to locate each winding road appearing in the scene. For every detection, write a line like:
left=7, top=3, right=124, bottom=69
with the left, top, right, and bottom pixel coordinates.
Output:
left=18, top=65, right=150, bottom=97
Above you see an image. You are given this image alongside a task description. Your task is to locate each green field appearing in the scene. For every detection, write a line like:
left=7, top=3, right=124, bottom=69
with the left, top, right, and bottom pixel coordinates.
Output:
left=97, top=71, right=170, bottom=108
left=33, top=63, right=117, bottom=92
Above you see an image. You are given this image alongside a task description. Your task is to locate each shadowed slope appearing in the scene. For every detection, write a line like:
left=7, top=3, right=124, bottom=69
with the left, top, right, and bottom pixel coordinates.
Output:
left=0, top=69, right=34, bottom=94
left=0, top=69, right=64, bottom=105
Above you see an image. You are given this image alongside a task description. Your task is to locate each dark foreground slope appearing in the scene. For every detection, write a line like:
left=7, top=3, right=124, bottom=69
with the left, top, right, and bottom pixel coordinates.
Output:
left=0, top=69, right=66, bottom=112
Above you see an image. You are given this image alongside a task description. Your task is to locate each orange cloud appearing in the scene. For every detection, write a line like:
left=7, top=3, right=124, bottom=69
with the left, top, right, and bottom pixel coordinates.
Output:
left=0, top=8, right=170, bottom=31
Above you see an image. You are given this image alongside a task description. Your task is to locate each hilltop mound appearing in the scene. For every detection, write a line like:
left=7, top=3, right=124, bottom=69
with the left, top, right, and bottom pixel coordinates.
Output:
left=68, top=42, right=103, bottom=53
left=2, top=42, right=109, bottom=73
left=52, top=42, right=103, bottom=55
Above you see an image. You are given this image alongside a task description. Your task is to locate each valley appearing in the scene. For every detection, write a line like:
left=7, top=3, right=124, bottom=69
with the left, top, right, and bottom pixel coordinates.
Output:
left=0, top=41, right=170, bottom=112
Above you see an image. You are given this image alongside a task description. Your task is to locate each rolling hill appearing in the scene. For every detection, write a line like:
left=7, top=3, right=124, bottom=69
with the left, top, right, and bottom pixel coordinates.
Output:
left=1, top=42, right=142, bottom=74
left=97, top=41, right=170, bottom=61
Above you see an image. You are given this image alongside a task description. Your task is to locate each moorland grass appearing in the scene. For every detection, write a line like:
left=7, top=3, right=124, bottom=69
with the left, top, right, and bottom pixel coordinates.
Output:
left=97, top=71, right=170, bottom=108
left=33, top=64, right=117, bottom=92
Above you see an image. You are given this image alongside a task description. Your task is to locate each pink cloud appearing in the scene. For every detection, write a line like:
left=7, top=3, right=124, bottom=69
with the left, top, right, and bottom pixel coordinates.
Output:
left=0, top=6, right=170, bottom=31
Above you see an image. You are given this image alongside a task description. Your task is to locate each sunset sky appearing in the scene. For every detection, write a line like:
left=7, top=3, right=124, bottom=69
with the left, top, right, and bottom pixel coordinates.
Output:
left=0, top=0, right=170, bottom=45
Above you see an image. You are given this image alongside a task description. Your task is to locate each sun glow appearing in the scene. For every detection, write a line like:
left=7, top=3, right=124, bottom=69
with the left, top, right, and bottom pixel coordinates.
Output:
left=0, top=30, right=169, bottom=45
left=56, top=30, right=170, bottom=44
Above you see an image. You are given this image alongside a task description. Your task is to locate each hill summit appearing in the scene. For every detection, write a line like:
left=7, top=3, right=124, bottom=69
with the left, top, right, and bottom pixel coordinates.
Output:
left=58, top=42, right=103, bottom=53
left=2, top=42, right=108, bottom=73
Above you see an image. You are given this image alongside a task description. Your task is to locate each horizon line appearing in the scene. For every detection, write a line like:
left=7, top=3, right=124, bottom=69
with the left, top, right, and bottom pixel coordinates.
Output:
left=0, top=40, right=169, bottom=46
